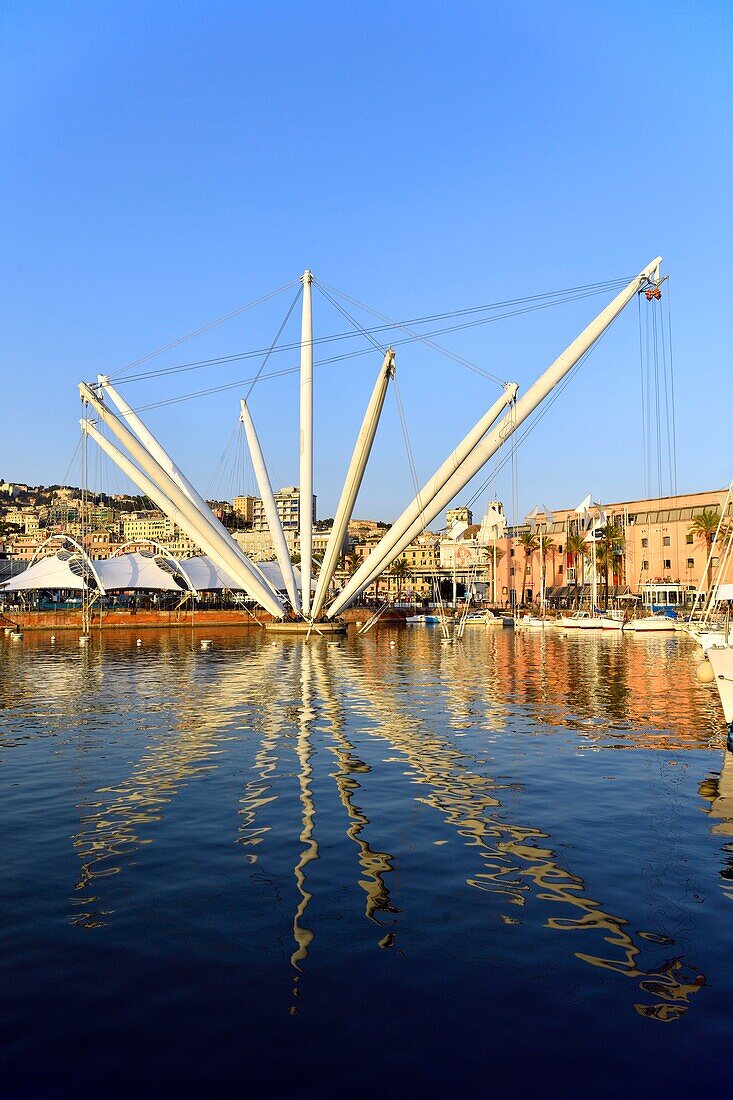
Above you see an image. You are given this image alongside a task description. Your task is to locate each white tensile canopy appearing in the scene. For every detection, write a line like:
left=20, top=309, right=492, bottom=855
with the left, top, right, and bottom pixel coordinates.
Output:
left=0, top=553, right=86, bottom=592
left=180, top=556, right=311, bottom=594
left=179, top=555, right=241, bottom=592
left=1, top=551, right=313, bottom=598
left=95, top=553, right=186, bottom=592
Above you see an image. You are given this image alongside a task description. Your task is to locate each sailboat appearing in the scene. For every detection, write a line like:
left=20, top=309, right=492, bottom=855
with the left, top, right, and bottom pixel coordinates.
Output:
left=558, top=498, right=608, bottom=629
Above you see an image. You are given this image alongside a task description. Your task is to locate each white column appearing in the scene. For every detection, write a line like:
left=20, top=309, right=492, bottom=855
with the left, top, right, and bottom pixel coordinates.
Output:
left=79, top=385, right=286, bottom=618
left=310, top=348, right=395, bottom=620
left=81, top=419, right=264, bottom=605
left=326, top=384, right=517, bottom=615
left=299, top=270, right=314, bottom=615
left=240, top=399, right=301, bottom=613
left=328, top=257, right=662, bottom=616
left=98, top=377, right=274, bottom=587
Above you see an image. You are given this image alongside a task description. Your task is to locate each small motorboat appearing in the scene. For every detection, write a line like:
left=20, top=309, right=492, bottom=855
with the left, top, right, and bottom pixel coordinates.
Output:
left=598, top=611, right=625, bottom=631
left=462, top=610, right=501, bottom=626
left=623, top=615, right=677, bottom=633
left=515, top=614, right=547, bottom=629
left=557, top=611, right=605, bottom=630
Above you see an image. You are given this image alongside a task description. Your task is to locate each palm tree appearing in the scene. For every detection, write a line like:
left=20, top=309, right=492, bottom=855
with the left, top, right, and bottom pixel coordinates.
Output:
left=566, top=531, right=586, bottom=608
left=488, top=545, right=505, bottom=604
left=689, top=509, right=725, bottom=592
left=341, top=552, right=360, bottom=580
left=539, top=533, right=555, bottom=604
left=389, top=557, right=409, bottom=601
left=595, top=525, right=624, bottom=608
left=518, top=529, right=539, bottom=607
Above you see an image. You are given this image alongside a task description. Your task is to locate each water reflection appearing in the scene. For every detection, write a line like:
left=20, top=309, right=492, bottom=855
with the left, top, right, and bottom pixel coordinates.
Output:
left=333, top=639, right=707, bottom=1021
left=0, top=626, right=726, bottom=1024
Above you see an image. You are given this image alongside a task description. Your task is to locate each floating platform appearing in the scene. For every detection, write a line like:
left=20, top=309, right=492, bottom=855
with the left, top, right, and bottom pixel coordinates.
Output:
left=264, top=619, right=348, bottom=635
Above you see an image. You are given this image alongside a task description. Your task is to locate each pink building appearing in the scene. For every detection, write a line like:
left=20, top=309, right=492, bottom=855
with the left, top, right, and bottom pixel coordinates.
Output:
left=492, top=488, right=732, bottom=607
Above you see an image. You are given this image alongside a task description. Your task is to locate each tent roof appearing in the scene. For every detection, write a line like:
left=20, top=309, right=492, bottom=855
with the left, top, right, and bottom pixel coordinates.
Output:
left=0, top=552, right=86, bottom=592
left=180, top=556, right=242, bottom=591
left=179, top=556, right=312, bottom=594
left=96, top=553, right=185, bottom=592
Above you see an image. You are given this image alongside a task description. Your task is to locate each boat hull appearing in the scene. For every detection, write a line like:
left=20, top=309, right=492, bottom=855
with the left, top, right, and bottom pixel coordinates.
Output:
left=265, top=620, right=347, bottom=635
left=558, top=616, right=605, bottom=629
left=623, top=617, right=676, bottom=632
left=707, top=645, right=733, bottom=726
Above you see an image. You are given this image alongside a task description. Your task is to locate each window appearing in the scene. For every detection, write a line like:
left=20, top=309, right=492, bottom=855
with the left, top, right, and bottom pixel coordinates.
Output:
left=686, top=533, right=693, bottom=544
left=687, top=558, right=695, bottom=569
left=712, top=556, right=719, bottom=568
left=558, top=545, right=563, bottom=554
left=663, top=536, right=671, bottom=547
left=510, top=548, right=514, bottom=557
left=664, top=559, right=671, bottom=569
left=558, top=565, right=563, bottom=574
left=510, top=567, right=515, bottom=577
left=642, top=560, right=649, bottom=571
left=641, top=538, right=648, bottom=548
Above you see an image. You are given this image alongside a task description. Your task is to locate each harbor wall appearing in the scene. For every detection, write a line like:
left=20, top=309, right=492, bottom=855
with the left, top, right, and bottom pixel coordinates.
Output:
left=1, top=606, right=409, bottom=632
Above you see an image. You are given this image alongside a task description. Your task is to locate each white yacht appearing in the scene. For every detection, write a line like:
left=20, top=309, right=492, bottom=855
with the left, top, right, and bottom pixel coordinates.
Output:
left=706, top=645, right=733, bottom=750
left=557, top=610, right=606, bottom=630
left=623, top=615, right=677, bottom=633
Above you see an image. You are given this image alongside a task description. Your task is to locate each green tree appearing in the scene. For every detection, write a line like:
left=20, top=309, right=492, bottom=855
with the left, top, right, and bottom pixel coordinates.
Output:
left=595, top=524, right=624, bottom=608
left=566, top=531, right=586, bottom=608
left=343, top=552, right=359, bottom=576
left=689, top=509, right=726, bottom=591
left=518, top=529, right=539, bottom=607
left=389, top=557, right=409, bottom=601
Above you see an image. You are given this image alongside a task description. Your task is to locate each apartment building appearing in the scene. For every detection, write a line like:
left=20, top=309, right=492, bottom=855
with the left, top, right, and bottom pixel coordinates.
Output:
left=445, top=506, right=473, bottom=530
left=494, top=488, right=733, bottom=605
left=252, top=486, right=316, bottom=533
left=232, top=495, right=257, bottom=525
left=122, top=513, right=175, bottom=543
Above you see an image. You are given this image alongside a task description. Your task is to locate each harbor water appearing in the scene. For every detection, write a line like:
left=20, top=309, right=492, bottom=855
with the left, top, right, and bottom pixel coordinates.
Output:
left=1, top=625, right=732, bottom=1095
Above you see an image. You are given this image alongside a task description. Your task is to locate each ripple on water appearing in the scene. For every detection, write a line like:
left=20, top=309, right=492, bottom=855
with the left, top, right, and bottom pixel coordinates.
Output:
left=0, top=626, right=732, bottom=1093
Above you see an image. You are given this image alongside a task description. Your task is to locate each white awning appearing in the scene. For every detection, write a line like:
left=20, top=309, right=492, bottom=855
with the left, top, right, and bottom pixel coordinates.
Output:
left=96, top=553, right=186, bottom=592
left=714, top=584, right=733, bottom=602
left=0, top=553, right=87, bottom=592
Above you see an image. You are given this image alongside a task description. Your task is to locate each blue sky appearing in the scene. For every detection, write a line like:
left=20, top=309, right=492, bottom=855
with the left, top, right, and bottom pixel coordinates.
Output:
left=1, top=1, right=731, bottom=524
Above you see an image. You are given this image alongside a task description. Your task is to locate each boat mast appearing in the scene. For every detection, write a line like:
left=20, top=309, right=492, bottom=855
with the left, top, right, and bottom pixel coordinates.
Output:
left=299, top=270, right=314, bottom=617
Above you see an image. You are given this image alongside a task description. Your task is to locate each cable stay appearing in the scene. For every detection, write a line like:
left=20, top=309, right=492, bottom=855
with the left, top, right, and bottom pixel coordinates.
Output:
left=76, top=258, right=665, bottom=627
left=113, top=282, right=630, bottom=417
left=112, top=276, right=631, bottom=387
left=636, top=276, right=677, bottom=501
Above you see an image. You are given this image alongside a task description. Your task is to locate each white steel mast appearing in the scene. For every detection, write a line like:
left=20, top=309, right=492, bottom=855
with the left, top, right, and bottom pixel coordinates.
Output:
left=310, top=348, right=395, bottom=620
left=326, top=384, right=518, bottom=616
left=299, top=270, right=314, bottom=616
left=328, top=257, right=662, bottom=617
left=97, top=376, right=278, bottom=593
left=78, top=385, right=286, bottom=618
left=240, top=398, right=301, bottom=613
